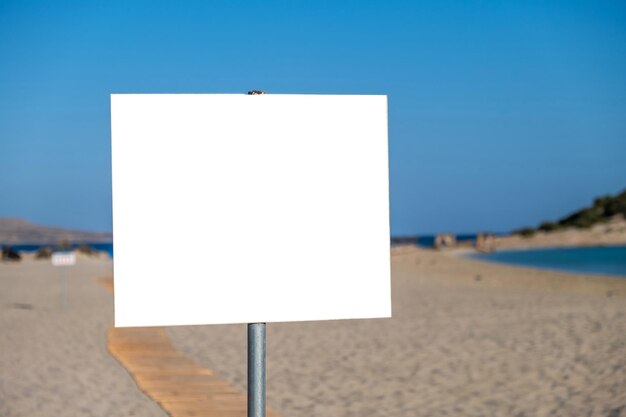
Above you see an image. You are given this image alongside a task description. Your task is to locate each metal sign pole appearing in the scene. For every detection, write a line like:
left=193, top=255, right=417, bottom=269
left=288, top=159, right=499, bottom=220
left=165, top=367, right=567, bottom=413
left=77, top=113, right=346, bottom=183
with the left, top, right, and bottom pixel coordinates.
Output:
left=61, top=266, right=68, bottom=308
left=248, top=323, right=266, bottom=417
left=52, top=251, right=76, bottom=309
left=246, top=89, right=267, bottom=417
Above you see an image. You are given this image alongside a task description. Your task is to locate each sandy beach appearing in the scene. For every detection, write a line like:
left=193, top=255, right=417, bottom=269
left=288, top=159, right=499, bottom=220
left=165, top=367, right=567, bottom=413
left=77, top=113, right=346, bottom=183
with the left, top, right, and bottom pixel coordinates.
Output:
left=168, top=246, right=626, bottom=417
left=0, top=254, right=166, bottom=417
left=2, top=248, right=626, bottom=417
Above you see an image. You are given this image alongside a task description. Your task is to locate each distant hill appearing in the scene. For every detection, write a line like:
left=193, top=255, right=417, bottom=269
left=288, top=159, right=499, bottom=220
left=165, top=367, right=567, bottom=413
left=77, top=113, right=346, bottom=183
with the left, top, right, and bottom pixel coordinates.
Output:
left=513, top=189, right=626, bottom=236
left=0, top=218, right=112, bottom=245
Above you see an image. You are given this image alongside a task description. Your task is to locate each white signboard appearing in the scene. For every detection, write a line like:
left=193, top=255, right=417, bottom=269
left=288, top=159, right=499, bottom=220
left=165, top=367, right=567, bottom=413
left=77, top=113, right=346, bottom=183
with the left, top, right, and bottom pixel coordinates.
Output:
left=111, top=94, right=390, bottom=327
left=51, top=251, right=76, bottom=267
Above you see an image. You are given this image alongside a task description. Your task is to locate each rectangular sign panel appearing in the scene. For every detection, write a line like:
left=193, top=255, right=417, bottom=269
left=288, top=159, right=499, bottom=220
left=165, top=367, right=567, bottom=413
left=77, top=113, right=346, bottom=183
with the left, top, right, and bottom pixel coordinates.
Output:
left=111, top=94, right=390, bottom=327
left=52, top=251, right=76, bottom=267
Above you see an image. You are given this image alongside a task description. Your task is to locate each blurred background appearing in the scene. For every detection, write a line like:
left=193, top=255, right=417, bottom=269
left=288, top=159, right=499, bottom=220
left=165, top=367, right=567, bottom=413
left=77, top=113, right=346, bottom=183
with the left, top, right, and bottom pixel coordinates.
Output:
left=1, top=0, right=625, bottom=236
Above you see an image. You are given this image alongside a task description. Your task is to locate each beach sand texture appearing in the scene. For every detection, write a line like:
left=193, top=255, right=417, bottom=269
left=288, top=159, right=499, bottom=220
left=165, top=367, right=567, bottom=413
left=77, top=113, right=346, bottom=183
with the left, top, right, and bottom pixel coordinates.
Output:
left=0, top=255, right=167, bottom=417
left=2, top=248, right=626, bottom=417
left=168, top=247, right=626, bottom=417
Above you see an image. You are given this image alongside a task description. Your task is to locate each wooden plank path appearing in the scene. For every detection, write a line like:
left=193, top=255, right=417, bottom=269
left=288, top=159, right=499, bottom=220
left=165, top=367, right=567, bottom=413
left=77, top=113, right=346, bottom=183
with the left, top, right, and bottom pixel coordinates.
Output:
left=99, top=277, right=280, bottom=417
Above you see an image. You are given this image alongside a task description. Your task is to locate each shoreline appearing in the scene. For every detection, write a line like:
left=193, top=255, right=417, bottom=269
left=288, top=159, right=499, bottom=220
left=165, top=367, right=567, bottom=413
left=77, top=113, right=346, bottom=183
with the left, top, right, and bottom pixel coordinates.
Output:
left=393, top=216, right=626, bottom=252
left=429, top=244, right=626, bottom=279
left=394, top=244, right=626, bottom=294
left=467, top=250, right=626, bottom=279
left=3, top=246, right=626, bottom=416
left=169, top=247, right=626, bottom=417
left=492, top=216, right=626, bottom=250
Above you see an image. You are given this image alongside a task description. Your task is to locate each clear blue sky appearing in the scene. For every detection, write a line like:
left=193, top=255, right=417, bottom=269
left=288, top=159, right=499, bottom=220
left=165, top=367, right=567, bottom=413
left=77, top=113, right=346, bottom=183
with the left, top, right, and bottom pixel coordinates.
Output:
left=1, top=0, right=625, bottom=235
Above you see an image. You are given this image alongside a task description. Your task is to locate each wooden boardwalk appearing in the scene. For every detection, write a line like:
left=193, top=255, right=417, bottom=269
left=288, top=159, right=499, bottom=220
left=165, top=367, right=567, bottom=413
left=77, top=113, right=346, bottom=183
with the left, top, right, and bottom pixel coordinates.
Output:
left=100, top=277, right=279, bottom=417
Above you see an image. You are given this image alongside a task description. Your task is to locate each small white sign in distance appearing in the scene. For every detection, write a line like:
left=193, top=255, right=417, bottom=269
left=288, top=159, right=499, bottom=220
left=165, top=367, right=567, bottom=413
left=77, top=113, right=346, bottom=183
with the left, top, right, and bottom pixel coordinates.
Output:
left=52, top=252, right=76, bottom=267
left=111, top=94, right=391, bottom=327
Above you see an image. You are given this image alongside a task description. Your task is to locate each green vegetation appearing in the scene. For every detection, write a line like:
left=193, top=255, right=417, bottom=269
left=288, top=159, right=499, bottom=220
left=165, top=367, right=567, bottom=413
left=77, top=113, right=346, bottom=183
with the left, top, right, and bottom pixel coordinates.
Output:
left=513, top=188, right=626, bottom=236
left=538, top=221, right=559, bottom=232
left=513, top=227, right=536, bottom=237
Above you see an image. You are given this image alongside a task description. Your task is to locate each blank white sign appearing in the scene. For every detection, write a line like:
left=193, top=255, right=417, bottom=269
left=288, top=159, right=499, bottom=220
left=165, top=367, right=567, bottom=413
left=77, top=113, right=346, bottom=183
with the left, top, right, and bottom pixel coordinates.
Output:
left=111, top=94, right=390, bottom=327
left=51, top=252, right=76, bottom=267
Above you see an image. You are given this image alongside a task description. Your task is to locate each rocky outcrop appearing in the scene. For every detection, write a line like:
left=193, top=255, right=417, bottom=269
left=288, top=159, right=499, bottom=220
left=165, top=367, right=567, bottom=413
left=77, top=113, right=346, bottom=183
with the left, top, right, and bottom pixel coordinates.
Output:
left=0, top=218, right=111, bottom=245
left=434, top=234, right=456, bottom=250
left=475, top=233, right=496, bottom=253
left=2, top=246, right=21, bottom=261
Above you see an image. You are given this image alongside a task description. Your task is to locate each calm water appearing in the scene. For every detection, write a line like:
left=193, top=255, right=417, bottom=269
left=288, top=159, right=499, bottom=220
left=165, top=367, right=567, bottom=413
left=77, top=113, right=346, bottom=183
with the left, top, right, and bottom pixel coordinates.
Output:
left=417, top=234, right=478, bottom=247
left=390, top=234, right=481, bottom=247
left=473, top=245, right=626, bottom=277
left=9, top=243, right=113, bottom=258
left=8, top=242, right=626, bottom=277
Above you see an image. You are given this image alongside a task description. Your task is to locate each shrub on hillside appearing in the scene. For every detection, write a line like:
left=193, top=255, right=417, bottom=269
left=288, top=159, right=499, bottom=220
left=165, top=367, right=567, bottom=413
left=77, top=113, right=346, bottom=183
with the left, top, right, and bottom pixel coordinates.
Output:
left=513, top=227, right=536, bottom=237
left=538, top=221, right=559, bottom=232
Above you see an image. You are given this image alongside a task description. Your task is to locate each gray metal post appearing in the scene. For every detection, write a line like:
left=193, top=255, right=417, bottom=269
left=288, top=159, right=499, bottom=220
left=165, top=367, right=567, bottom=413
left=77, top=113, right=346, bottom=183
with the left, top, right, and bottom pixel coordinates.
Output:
left=247, top=89, right=267, bottom=417
left=58, top=266, right=68, bottom=309
left=62, top=267, right=68, bottom=309
left=248, top=323, right=266, bottom=417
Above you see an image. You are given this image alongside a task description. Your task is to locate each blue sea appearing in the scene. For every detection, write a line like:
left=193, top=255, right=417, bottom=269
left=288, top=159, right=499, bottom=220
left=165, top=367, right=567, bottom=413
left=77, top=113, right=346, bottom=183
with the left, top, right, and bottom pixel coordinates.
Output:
left=9, top=243, right=114, bottom=258
left=391, top=234, right=481, bottom=247
left=472, top=245, right=626, bottom=277
left=8, top=241, right=626, bottom=277
left=416, top=234, right=478, bottom=247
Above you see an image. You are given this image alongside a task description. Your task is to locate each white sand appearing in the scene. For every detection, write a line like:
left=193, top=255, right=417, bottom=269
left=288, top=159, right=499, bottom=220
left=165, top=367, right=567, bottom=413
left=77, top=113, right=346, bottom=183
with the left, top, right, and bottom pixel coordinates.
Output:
left=0, top=254, right=166, bottom=417
left=2, top=248, right=626, bottom=417
left=168, top=247, right=626, bottom=417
